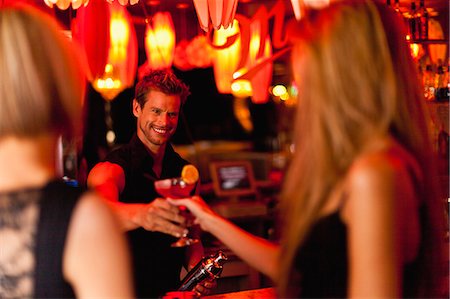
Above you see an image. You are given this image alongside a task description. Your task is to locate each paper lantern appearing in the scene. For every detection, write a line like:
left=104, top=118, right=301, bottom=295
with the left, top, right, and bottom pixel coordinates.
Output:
left=289, top=0, right=305, bottom=21
left=249, top=30, right=273, bottom=104
left=145, top=12, right=176, bottom=70
left=212, top=15, right=273, bottom=103
left=44, top=0, right=89, bottom=10
left=234, top=20, right=273, bottom=104
left=174, top=36, right=214, bottom=71
left=193, top=0, right=239, bottom=32
left=212, top=19, right=241, bottom=94
left=72, top=0, right=110, bottom=81
left=186, top=35, right=214, bottom=68
left=302, top=0, right=330, bottom=8
left=174, top=40, right=195, bottom=71
left=106, top=0, right=139, bottom=5
left=73, top=1, right=137, bottom=100
left=290, top=0, right=330, bottom=20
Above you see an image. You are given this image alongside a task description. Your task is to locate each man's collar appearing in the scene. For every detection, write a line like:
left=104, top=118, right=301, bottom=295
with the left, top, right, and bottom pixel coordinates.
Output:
left=130, top=133, right=176, bottom=162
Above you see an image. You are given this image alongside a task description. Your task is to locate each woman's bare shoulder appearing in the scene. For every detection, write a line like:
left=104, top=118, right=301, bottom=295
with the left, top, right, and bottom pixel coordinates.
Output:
left=347, top=139, right=417, bottom=190
left=343, top=140, right=420, bottom=222
left=68, top=190, right=122, bottom=237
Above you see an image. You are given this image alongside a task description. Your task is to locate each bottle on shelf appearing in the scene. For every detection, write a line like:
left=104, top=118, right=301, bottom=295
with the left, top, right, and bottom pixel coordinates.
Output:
left=392, top=0, right=410, bottom=34
left=423, top=64, right=435, bottom=101
left=438, top=127, right=449, bottom=159
left=408, top=1, right=419, bottom=40
left=434, top=59, right=449, bottom=102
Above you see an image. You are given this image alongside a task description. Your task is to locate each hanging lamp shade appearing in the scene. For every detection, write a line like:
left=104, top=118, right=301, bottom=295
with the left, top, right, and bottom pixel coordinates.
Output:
left=44, top=0, right=89, bottom=10
left=72, top=0, right=110, bottom=81
left=233, top=20, right=273, bottom=104
left=290, top=0, right=330, bottom=20
left=289, top=0, right=305, bottom=21
left=302, top=0, right=330, bottom=8
left=73, top=1, right=137, bottom=100
left=212, top=19, right=241, bottom=94
left=247, top=26, right=273, bottom=103
left=193, top=0, right=239, bottom=32
left=145, top=12, right=176, bottom=70
left=106, top=0, right=139, bottom=5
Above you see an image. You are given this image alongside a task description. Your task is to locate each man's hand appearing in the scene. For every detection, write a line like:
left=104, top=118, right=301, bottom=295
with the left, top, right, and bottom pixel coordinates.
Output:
left=136, top=198, right=188, bottom=238
left=193, top=278, right=217, bottom=297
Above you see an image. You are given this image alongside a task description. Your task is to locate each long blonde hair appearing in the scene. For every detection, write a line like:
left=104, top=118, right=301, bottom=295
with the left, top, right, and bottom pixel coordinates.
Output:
left=279, top=1, right=445, bottom=296
left=0, top=4, right=85, bottom=139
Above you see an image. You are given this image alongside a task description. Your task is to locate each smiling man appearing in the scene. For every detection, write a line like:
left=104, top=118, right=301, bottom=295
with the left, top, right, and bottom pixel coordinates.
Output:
left=87, top=70, right=207, bottom=298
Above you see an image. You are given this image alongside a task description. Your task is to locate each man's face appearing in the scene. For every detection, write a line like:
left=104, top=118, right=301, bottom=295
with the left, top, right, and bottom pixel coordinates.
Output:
left=133, top=90, right=181, bottom=153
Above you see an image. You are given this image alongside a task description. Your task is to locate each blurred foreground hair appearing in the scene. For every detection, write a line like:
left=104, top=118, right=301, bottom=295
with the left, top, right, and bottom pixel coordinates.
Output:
left=0, top=4, right=85, bottom=139
left=279, top=0, right=446, bottom=297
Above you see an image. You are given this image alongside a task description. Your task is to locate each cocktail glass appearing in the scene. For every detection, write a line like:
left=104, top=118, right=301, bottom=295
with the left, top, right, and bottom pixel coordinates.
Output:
left=154, top=177, right=199, bottom=247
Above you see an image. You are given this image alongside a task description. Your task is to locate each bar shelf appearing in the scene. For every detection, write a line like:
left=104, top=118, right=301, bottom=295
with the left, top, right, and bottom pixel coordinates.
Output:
left=410, top=39, right=449, bottom=44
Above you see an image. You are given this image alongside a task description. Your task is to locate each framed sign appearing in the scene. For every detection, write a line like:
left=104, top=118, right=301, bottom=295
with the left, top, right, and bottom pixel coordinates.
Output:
left=209, top=160, right=256, bottom=198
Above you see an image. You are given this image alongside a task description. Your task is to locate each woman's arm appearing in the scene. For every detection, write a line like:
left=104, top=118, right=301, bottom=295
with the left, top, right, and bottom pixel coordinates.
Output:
left=344, top=153, right=420, bottom=298
left=63, top=192, right=134, bottom=298
left=169, top=196, right=279, bottom=281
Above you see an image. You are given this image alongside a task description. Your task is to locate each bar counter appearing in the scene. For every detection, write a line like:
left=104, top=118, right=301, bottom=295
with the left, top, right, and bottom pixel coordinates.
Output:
left=204, top=287, right=276, bottom=299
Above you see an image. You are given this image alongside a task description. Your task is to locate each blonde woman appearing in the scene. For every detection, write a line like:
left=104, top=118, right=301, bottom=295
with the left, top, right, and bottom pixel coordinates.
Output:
left=0, top=4, right=133, bottom=298
left=171, top=1, right=447, bottom=298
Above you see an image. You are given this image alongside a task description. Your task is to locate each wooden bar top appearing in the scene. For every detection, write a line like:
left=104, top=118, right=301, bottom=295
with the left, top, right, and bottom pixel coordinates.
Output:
left=203, top=288, right=276, bottom=299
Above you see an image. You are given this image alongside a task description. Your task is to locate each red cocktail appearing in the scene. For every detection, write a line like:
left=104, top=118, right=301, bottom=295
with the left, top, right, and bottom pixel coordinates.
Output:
left=154, top=178, right=195, bottom=199
left=154, top=177, right=199, bottom=247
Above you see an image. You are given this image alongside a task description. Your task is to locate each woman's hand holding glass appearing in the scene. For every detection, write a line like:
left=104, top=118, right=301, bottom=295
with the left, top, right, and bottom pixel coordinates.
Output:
left=167, top=195, right=219, bottom=234
left=154, top=165, right=201, bottom=247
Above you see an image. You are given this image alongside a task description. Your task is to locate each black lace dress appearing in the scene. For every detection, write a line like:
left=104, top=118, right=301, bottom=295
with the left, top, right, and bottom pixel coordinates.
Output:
left=0, top=180, right=82, bottom=298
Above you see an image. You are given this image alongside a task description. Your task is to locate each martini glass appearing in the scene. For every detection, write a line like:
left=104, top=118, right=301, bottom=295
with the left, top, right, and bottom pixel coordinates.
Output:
left=154, top=177, right=199, bottom=247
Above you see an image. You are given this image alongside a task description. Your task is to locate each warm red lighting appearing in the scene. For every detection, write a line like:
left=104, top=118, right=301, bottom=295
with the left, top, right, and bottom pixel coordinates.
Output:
left=176, top=2, right=189, bottom=9
left=246, top=23, right=273, bottom=104
left=213, top=20, right=241, bottom=94
left=409, top=43, right=420, bottom=60
left=145, top=12, right=176, bottom=70
left=428, top=18, right=447, bottom=65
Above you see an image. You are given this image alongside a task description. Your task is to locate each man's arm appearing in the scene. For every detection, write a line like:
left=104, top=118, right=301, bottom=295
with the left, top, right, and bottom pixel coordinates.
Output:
left=87, top=162, right=187, bottom=236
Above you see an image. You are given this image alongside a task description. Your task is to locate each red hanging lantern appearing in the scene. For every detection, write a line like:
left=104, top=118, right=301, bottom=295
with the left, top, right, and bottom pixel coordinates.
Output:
left=247, top=26, right=273, bottom=104
left=72, top=0, right=110, bottom=81
left=44, top=0, right=89, bottom=10
left=193, top=0, right=239, bottom=32
left=106, top=0, right=139, bottom=5
left=72, top=0, right=137, bottom=101
left=145, top=12, right=176, bottom=70
left=233, top=19, right=273, bottom=104
left=212, top=19, right=241, bottom=94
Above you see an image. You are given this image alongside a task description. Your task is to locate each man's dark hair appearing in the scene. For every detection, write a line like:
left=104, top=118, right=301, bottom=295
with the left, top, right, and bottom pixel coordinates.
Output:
left=135, top=69, right=190, bottom=108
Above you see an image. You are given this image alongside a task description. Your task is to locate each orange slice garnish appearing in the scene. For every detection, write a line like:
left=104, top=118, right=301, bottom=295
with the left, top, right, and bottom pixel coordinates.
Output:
left=181, top=164, right=199, bottom=185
